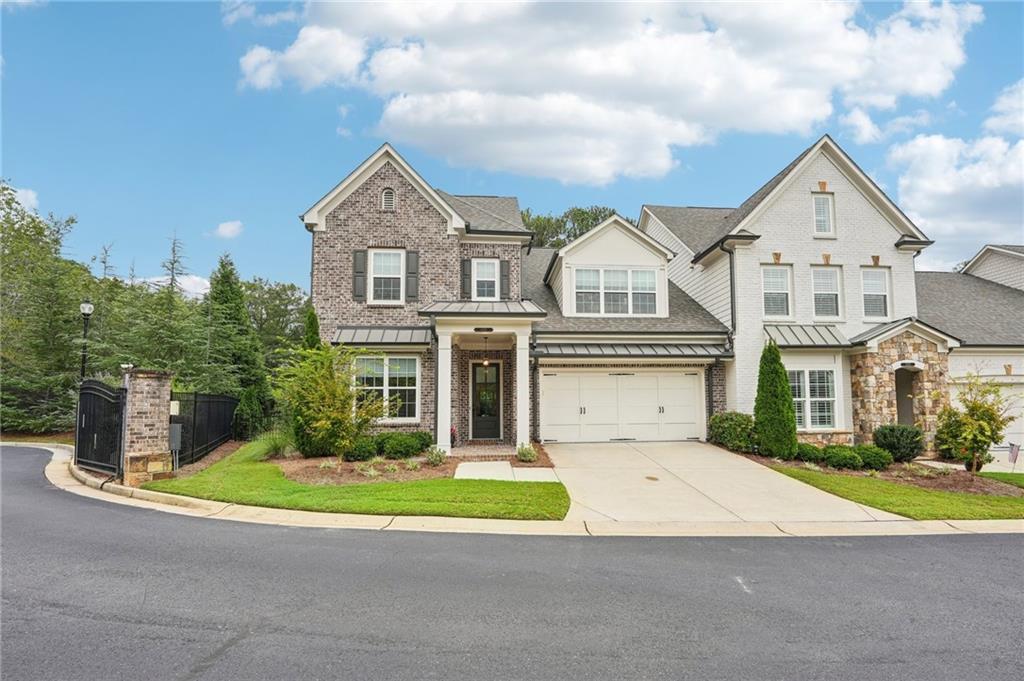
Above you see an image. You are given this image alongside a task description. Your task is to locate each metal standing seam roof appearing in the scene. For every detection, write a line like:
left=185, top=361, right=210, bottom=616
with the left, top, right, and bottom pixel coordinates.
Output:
left=764, top=324, right=851, bottom=347
left=418, top=300, right=547, bottom=317
left=532, top=343, right=732, bottom=358
left=332, top=326, right=432, bottom=345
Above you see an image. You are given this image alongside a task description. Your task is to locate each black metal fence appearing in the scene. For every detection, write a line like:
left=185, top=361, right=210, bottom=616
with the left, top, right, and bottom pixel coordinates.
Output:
left=75, top=380, right=125, bottom=475
left=171, top=392, right=239, bottom=467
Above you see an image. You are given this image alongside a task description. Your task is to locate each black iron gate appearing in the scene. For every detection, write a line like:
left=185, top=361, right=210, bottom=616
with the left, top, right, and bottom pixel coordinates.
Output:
left=75, top=380, right=125, bottom=475
left=171, top=392, right=239, bottom=467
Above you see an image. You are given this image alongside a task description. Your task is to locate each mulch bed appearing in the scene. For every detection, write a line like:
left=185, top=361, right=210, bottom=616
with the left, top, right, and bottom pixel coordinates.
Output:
left=277, top=442, right=555, bottom=486
left=745, top=453, right=1024, bottom=498
left=171, top=440, right=243, bottom=478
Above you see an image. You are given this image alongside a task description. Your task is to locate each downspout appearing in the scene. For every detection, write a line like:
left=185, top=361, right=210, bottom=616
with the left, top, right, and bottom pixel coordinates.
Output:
left=718, top=240, right=737, bottom=346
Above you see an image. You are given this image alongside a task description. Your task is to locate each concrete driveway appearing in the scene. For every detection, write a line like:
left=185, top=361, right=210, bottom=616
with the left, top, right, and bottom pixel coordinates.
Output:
left=546, top=441, right=901, bottom=523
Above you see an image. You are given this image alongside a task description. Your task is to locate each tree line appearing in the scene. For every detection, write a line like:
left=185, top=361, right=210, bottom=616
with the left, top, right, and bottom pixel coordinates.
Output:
left=0, top=183, right=309, bottom=433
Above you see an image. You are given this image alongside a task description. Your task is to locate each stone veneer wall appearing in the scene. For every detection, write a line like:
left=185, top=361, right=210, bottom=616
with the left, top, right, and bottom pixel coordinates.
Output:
left=797, top=431, right=855, bottom=447
left=849, top=330, right=948, bottom=451
left=121, top=369, right=173, bottom=487
left=452, top=347, right=516, bottom=445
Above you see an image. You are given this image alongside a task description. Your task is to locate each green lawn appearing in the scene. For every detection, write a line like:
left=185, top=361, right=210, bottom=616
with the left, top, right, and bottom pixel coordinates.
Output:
left=980, top=472, right=1024, bottom=489
left=143, top=439, right=570, bottom=521
left=773, top=466, right=1024, bottom=520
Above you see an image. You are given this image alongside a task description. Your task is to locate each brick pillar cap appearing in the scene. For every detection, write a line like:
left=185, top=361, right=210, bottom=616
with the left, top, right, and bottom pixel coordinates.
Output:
left=125, top=368, right=173, bottom=377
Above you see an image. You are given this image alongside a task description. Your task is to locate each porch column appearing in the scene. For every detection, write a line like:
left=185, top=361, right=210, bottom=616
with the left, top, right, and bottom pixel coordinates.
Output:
left=515, top=333, right=530, bottom=447
left=436, top=331, right=453, bottom=452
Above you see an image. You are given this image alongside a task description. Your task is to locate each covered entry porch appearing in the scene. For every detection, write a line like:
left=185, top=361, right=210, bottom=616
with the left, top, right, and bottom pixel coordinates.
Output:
left=420, top=301, right=545, bottom=452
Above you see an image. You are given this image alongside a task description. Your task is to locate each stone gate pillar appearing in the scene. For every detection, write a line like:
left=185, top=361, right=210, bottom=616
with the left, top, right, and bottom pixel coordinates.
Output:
left=121, top=368, right=173, bottom=487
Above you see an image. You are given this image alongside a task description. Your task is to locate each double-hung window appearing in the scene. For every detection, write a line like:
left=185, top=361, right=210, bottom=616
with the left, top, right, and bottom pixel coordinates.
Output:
left=862, top=268, right=889, bottom=319
left=762, top=266, right=792, bottom=318
left=354, top=356, right=419, bottom=421
left=574, top=268, right=657, bottom=315
left=369, top=249, right=404, bottom=303
left=788, top=368, right=835, bottom=429
left=813, top=194, right=835, bottom=236
left=472, top=259, right=499, bottom=301
left=812, top=267, right=841, bottom=318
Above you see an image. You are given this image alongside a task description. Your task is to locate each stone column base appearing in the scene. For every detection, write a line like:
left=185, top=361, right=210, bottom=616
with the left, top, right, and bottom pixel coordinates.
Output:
left=797, top=431, right=855, bottom=447
left=123, top=452, right=173, bottom=487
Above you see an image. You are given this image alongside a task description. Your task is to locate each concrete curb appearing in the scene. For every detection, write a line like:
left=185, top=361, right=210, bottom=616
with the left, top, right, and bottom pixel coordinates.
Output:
left=10, top=442, right=1024, bottom=538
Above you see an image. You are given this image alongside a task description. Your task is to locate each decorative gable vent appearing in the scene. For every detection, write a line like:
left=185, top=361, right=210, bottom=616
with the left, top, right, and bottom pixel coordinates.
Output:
left=381, top=188, right=396, bottom=211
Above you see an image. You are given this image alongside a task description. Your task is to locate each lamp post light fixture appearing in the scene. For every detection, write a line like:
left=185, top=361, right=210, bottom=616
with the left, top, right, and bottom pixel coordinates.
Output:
left=79, top=300, right=94, bottom=381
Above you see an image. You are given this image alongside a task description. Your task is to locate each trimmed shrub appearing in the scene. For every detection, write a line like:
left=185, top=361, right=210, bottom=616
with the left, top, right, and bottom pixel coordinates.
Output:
left=873, top=424, right=924, bottom=463
left=708, top=411, right=755, bottom=452
left=410, top=430, right=434, bottom=452
left=382, top=433, right=420, bottom=459
left=516, top=443, right=538, bottom=463
left=823, top=445, right=863, bottom=470
left=753, top=341, right=798, bottom=458
left=796, top=442, right=825, bottom=463
left=855, top=444, right=893, bottom=471
left=374, top=432, right=399, bottom=455
left=424, top=446, right=446, bottom=467
left=344, top=436, right=377, bottom=462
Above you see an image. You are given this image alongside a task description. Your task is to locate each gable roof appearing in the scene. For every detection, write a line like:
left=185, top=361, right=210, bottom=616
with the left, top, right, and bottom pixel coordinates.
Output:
left=524, top=248, right=727, bottom=334
left=542, top=214, right=674, bottom=284
left=642, top=206, right=735, bottom=254
left=301, top=143, right=465, bottom=233
left=848, top=317, right=961, bottom=348
left=916, top=271, right=1024, bottom=347
left=435, top=191, right=530, bottom=234
left=962, top=243, right=1024, bottom=274
left=658, top=135, right=929, bottom=262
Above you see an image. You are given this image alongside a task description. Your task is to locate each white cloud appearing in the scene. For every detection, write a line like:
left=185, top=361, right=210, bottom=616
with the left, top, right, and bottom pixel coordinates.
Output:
left=984, top=79, right=1024, bottom=137
left=143, top=274, right=211, bottom=299
left=221, top=1, right=299, bottom=27
left=841, top=107, right=930, bottom=144
left=2, top=0, right=47, bottom=12
left=14, top=186, right=39, bottom=211
left=238, top=1, right=983, bottom=184
left=212, top=220, right=243, bottom=239
left=888, top=134, right=1024, bottom=267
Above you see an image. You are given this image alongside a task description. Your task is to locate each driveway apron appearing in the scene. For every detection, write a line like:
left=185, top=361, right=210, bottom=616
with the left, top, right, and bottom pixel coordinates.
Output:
left=546, top=442, right=896, bottom=523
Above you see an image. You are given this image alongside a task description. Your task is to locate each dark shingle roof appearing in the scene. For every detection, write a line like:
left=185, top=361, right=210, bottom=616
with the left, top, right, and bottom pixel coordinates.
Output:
left=523, top=248, right=728, bottom=334
left=644, top=206, right=734, bottom=254
left=916, top=271, right=1024, bottom=346
left=436, top=191, right=529, bottom=233
left=991, top=244, right=1024, bottom=255
left=533, top=343, right=732, bottom=358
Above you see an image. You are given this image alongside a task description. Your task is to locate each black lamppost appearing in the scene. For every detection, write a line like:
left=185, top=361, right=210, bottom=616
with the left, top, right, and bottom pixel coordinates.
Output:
left=79, top=300, right=94, bottom=381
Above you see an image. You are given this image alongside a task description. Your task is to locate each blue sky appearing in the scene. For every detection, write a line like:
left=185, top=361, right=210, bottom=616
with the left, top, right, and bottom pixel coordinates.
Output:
left=4, top=1, right=1022, bottom=293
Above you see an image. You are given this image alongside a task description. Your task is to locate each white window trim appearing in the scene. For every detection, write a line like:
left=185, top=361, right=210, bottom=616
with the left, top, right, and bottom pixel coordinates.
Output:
left=356, top=355, right=420, bottom=424
left=861, top=267, right=891, bottom=321
left=788, top=368, right=836, bottom=431
left=811, top=265, right=844, bottom=321
left=812, top=193, right=836, bottom=238
left=572, top=267, right=658, bottom=317
left=367, top=248, right=405, bottom=306
left=471, top=258, right=500, bottom=302
left=761, top=265, right=794, bottom=320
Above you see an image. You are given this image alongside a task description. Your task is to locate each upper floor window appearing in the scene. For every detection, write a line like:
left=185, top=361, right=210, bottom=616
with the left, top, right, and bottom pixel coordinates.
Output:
left=381, top=188, right=396, bottom=211
left=862, top=268, right=889, bottom=318
left=813, top=193, right=834, bottom=236
left=811, top=266, right=842, bottom=318
left=762, top=265, right=792, bottom=318
left=472, top=259, right=499, bottom=301
left=369, top=249, right=404, bottom=303
left=574, top=267, right=657, bottom=316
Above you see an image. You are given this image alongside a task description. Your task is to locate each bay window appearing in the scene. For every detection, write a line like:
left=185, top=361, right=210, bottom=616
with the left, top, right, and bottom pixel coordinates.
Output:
left=574, top=267, right=657, bottom=315
left=354, top=356, right=419, bottom=421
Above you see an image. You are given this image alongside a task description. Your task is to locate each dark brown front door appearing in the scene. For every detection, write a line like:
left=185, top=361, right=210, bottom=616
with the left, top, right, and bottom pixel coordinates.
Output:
left=472, top=363, right=500, bottom=439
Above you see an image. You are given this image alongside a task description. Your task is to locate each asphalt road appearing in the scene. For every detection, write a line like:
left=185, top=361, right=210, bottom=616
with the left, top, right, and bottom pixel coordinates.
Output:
left=2, top=445, right=1023, bottom=681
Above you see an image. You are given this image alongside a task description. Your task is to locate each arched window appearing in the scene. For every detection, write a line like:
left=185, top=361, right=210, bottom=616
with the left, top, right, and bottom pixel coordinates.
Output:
left=381, top=188, right=396, bottom=211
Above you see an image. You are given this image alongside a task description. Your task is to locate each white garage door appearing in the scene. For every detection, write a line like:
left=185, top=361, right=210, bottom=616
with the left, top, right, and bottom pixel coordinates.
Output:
left=540, top=370, right=703, bottom=443
left=951, top=381, right=1024, bottom=448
